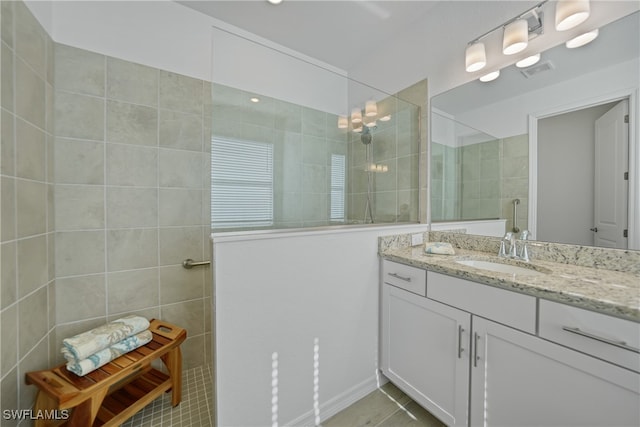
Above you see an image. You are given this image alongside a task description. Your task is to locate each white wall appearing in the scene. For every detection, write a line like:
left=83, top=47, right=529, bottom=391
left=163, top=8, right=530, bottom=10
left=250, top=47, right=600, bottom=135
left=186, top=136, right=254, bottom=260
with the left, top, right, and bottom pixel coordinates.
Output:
left=537, top=103, right=616, bottom=245
left=456, top=58, right=639, bottom=138
left=33, top=0, right=348, bottom=113
left=212, top=224, right=430, bottom=426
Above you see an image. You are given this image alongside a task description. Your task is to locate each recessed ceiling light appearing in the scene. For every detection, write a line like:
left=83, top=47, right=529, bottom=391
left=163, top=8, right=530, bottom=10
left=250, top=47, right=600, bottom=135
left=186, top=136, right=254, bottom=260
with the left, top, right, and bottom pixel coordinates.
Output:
left=479, top=70, right=500, bottom=82
left=250, top=97, right=260, bottom=103
left=267, top=0, right=283, bottom=4
left=565, top=29, right=599, bottom=48
left=516, top=54, right=541, bottom=68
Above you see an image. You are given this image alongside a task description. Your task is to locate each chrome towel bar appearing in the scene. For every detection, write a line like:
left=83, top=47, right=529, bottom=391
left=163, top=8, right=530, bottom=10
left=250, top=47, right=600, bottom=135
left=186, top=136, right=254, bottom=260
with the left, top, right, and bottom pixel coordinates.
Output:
left=182, top=258, right=211, bottom=269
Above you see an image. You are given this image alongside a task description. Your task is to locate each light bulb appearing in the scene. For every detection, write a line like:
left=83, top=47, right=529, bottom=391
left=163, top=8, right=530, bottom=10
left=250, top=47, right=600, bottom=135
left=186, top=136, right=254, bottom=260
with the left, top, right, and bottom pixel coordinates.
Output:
left=465, top=42, right=486, bottom=72
left=503, top=19, right=528, bottom=55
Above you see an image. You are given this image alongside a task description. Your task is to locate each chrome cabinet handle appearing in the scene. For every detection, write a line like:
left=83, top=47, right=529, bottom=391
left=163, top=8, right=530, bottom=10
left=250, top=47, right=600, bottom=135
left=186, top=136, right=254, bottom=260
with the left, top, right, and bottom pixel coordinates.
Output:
left=388, top=272, right=411, bottom=282
left=473, top=333, right=480, bottom=367
left=562, top=327, right=640, bottom=353
left=458, top=325, right=465, bottom=359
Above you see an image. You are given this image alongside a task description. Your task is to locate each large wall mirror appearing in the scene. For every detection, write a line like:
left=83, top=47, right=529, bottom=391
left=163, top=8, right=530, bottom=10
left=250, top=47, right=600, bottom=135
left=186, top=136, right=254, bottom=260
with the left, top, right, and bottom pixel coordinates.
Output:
left=431, top=9, right=639, bottom=250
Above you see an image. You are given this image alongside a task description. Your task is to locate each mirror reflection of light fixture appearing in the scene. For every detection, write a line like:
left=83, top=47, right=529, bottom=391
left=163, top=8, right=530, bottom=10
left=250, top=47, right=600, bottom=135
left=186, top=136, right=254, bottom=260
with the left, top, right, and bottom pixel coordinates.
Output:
left=337, top=116, right=348, bottom=129
left=379, top=115, right=391, bottom=122
left=565, top=28, right=599, bottom=48
left=351, top=108, right=362, bottom=124
left=503, top=19, right=529, bottom=55
left=516, top=53, right=541, bottom=68
left=465, top=42, right=487, bottom=72
left=479, top=70, right=500, bottom=82
left=365, top=100, right=378, bottom=117
left=555, top=0, right=590, bottom=31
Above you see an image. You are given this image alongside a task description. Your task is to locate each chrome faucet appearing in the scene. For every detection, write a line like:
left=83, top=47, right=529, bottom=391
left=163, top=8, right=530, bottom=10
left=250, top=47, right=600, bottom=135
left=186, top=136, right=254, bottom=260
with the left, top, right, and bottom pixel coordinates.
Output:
left=499, top=230, right=531, bottom=261
left=518, top=230, right=530, bottom=262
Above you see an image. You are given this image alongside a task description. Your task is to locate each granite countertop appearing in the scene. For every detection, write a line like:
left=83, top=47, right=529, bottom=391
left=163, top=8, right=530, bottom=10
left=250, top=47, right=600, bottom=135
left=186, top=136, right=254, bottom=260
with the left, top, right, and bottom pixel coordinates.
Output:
left=381, top=245, right=640, bottom=322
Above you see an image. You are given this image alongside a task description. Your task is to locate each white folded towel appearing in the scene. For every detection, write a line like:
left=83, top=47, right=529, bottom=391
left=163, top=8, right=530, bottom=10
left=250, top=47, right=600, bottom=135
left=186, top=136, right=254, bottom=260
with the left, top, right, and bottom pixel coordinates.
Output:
left=424, top=242, right=456, bottom=255
left=65, top=330, right=153, bottom=376
left=62, top=315, right=150, bottom=362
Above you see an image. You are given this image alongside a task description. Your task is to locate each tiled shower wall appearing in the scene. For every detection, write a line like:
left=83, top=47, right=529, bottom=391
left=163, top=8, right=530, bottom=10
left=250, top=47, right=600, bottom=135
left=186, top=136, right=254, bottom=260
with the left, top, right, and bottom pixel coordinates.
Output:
left=431, top=134, right=529, bottom=231
left=52, top=43, right=212, bottom=369
left=1, top=1, right=56, bottom=422
left=1, top=2, right=212, bottom=421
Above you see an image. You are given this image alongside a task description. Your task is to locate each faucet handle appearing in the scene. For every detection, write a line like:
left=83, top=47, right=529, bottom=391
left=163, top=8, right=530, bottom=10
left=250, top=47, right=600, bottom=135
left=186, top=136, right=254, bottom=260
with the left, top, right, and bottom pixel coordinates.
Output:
left=519, top=230, right=530, bottom=240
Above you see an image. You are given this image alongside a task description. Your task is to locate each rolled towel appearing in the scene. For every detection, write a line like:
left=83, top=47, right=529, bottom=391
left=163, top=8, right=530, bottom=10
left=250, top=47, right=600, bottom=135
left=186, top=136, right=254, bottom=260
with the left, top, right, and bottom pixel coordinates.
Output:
left=62, top=315, right=149, bottom=362
left=424, top=241, right=456, bottom=255
left=66, top=330, right=153, bottom=376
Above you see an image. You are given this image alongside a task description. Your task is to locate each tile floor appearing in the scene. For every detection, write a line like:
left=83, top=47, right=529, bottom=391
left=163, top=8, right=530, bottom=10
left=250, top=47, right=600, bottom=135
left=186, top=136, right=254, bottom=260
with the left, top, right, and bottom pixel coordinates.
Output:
left=122, top=366, right=443, bottom=427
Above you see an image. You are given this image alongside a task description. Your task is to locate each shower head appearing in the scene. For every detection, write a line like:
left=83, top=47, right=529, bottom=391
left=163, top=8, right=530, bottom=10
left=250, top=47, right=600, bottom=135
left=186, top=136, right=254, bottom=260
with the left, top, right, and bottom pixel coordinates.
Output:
left=361, top=127, right=372, bottom=145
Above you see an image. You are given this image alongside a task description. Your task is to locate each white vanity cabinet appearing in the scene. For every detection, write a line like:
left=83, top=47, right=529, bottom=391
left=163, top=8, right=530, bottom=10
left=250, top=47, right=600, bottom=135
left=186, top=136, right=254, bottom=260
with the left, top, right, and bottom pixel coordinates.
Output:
left=380, top=260, right=640, bottom=427
left=381, top=282, right=471, bottom=427
left=471, top=316, right=640, bottom=426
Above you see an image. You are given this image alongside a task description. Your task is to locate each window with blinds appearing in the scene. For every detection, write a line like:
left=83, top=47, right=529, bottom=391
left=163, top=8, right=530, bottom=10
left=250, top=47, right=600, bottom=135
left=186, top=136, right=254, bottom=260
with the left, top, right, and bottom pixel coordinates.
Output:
left=330, top=153, right=346, bottom=221
left=211, top=137, right=274, bottom=229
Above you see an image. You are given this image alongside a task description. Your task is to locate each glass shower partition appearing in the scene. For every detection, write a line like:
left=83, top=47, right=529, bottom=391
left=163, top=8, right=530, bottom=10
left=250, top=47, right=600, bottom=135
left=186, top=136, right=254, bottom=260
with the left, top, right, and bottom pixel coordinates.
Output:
left=210, top=29, right=421, bottom=232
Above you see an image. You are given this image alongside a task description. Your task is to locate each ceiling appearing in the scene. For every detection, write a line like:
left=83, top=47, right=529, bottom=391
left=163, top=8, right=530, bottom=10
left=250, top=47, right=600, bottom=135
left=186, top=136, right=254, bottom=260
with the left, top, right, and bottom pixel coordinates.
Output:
left=177, top=0, right=441, bottom=72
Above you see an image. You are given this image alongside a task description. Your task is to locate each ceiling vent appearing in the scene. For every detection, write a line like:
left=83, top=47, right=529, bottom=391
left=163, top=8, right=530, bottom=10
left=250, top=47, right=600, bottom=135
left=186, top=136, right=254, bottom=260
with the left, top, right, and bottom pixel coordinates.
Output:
left=520, top=60, right=555, bottom=78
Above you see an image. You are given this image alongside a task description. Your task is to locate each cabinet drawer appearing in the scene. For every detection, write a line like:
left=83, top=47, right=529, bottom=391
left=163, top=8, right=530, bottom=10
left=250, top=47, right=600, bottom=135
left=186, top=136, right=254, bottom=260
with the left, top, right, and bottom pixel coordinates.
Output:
left=539, top=300, right=640, bottom=372
left=426, top=271, right=536, bottom=334
left=382, top=260, right=426, bottom=296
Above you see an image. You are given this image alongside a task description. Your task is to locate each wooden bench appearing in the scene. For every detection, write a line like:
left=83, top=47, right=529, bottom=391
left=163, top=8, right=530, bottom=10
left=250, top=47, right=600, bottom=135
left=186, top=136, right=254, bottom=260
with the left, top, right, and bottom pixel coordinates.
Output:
left=25, top=319, right=187, bottom=427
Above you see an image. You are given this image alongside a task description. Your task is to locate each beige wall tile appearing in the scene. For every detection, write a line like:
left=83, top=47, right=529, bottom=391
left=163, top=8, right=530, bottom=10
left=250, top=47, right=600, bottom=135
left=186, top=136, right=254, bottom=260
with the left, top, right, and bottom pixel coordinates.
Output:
left=55, top=231, right=105, bottom=277
left=159, top=189, right=202, bottom=226
left=106, top=100, right=158, bottom=146
left=159, top=226, right=203, bottom=267
left=14, top=1, right=46, bottom=73
left=55, top=185, right=104, bottom=231
left=17, top=235, right=47, bottom=298
left=107, top=229, right=158, bottom=272
left=15, top=117, right=46, bottom=181
left=1, top=110, right=15, bottom=176
left=106, top=143, right=157, bottom=187
left=159, top=71, right=203, bottom=115
left=1, top=369, right=19, bottom=427
left=159, top=110, right=202, bottom=151
left=107, top=268, right=159, bottom=315
left=18, top=287, right=48, bottom=359
left=159, top=149, right=203, bottom=188
left=106, top=187, right=158, bottom=229
left=54, top=138, right=104, bottom=185
left=161, top=299, right=204, bottom=336
left=1, top=303, right=18, bottom=376
left=1, top=177, right=16, bottom=242
left=160, top=265, right=204, bottom=305
left=2, top=42, right=14, bottom=111
left=180, top=335, right=205, bottom=370
left=55, top=274, right=105, bottom=324
left=107, top=57, right=158, bottom=106
left=15, top=56, right=45, bottom=129
left=1, top=242, right=17, bottom=309
left=55, top=43, right=104, bottom=96
left=16, top=179, right=47, bottom=238
left=55, top=91, right=104, bottom=140
left=1, top=1, right=14, bottom=47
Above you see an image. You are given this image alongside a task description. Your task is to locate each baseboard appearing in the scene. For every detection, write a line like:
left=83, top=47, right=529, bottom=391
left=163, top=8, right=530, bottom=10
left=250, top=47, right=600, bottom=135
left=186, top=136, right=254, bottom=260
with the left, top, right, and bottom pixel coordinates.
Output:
left=284, top=374, right=386, bottom=426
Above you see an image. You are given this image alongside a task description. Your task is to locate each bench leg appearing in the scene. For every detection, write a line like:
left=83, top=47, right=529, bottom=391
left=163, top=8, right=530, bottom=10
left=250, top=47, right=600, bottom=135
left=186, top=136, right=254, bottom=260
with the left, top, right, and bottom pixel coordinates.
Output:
left=67, top=387, right=108, bottom=427
left=33, top=391, right=66, bottom=427
left=161, top=347, right=182, bottom=407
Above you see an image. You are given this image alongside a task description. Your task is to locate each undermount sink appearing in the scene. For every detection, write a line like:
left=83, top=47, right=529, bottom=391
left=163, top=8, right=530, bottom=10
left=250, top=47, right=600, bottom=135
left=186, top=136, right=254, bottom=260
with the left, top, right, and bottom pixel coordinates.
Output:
left=455, top=259, right=549, bottom=276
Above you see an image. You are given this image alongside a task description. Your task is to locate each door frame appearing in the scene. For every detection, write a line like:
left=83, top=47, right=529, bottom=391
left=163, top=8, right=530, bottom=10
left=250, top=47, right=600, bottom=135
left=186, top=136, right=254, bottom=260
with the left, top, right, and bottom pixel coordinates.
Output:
left=528, top=88, right=639, bottom=250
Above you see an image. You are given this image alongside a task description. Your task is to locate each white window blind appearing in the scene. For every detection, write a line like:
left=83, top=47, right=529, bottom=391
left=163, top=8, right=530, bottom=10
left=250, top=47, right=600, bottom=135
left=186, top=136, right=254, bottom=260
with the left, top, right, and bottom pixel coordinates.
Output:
left=330, top=154, right=346, bottom=221
left=211, top=137, right=274, bottom=229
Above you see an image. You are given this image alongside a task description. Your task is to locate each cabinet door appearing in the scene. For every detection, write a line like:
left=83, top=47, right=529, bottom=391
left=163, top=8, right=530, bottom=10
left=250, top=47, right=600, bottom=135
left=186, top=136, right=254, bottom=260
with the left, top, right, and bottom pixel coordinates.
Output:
left=381, top=283, right=471, bottom=427
left=470, top=316, right=640, bottom=427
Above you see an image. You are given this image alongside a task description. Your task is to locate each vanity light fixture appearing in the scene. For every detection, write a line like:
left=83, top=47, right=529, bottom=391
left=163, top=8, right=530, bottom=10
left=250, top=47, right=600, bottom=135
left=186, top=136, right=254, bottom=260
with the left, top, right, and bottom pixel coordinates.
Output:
left=516, top=53, right=541, bottom=68
left=503, top=19, right=529, bottom=55
left=479, top=70, right=500, bottom=82
left=337, top=115, right=348, bottom=129
left=565, top=28, right=599, bottom=48
left=250, top=97, right=260, bottom=103
left=555, top=0, right=590, bottom=31
left=379, top=115, right=391, bottom=122
left=340, top=101, right=389, bottom=131
left=465, top=1, right=545, bottom=73
left=465, top=42, right=487, bottom=72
